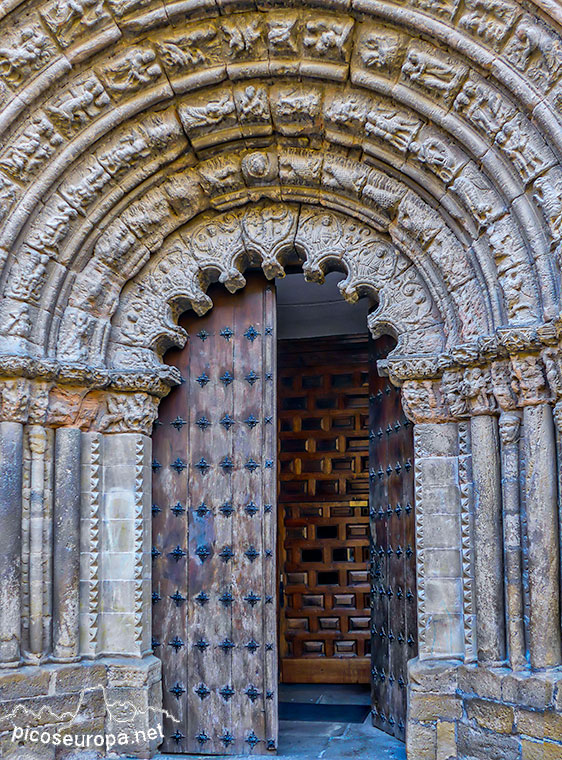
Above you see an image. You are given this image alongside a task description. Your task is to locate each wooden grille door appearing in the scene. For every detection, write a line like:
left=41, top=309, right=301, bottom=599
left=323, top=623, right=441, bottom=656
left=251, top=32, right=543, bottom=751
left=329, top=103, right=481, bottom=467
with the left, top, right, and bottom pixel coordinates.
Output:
left=278, top=336, right=371, bottom=684
left=152, top=274, right=277, bottom=755
left=369, top=336, right=417, bottom=741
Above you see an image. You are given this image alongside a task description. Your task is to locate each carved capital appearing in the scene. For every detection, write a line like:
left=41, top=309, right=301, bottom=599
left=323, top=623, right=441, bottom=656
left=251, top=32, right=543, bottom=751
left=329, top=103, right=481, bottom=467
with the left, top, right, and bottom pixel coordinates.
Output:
left=511, top=354, right=550, bottom=406
left=98, top=392, right=159, bottom=435
left=541, top=347, right=562, bottom=401
left=499, top=411, right=522, bottom=446
left=0, top=373, right=168, bottom=433
left=0, top=377, right=30, bottom=422
left=439, top=369, right=468, bottom=419
left=491, top=360, right=519, bottom=412
left=401, top=379, right=450, bottom=424
left=28, top=423, right=48, bottom=455
left=461, top=365, right=496, bottom=415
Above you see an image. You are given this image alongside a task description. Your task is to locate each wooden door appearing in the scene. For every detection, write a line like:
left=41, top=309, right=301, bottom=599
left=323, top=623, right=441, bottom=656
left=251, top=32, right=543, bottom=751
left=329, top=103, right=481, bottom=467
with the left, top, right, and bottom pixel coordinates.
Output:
left=152, top=274, right=277, bottom=755
left=369, top=336, right=417, bottom=741
left=278, top=336, right=371, bottom=684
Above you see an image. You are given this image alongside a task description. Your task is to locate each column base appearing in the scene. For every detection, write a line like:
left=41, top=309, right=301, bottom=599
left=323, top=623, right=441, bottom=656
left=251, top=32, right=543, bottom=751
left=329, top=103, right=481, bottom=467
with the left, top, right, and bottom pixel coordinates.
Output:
left=407, top=658, right=562, bottom=760
left=0, top=656, right=162, bottom=759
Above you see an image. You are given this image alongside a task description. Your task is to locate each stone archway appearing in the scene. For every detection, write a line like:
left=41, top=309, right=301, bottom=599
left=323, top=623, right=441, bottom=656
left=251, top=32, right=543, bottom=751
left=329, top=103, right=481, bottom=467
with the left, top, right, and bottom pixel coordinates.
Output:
left=0, top=0, right=561, bottom=756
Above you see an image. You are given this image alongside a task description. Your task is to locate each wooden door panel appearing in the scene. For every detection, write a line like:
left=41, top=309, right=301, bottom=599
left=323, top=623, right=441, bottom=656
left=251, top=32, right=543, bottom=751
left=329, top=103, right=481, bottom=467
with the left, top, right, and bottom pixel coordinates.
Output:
left=152, top=275, right=277, bottom=755
left=278, top=336, right=371, bottom=683
left=369, top=336, right=417, bottom=741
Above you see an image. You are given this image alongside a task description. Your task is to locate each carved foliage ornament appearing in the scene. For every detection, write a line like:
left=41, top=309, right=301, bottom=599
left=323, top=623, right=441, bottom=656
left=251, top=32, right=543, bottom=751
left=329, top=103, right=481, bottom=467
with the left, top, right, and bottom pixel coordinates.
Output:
left=109, top=202, right=444, bottom=372
left=0, top=373, right=164, bottom=432
left=402, top=347, right=562, bottom=422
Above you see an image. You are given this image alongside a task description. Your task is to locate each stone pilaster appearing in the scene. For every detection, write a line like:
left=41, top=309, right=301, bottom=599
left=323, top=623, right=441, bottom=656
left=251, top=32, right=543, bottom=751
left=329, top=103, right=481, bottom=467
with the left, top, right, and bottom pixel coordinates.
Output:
left=52, top=427, right=81, bottom=663
left=27, top=425, right=50, bottom=661
left=100, top=432, right=152, bottom=657
left=413, top=421, right=464, bottom=661
left=80, top=432, right=102, bottom=659
left=554, top=400, right=562, bottom=649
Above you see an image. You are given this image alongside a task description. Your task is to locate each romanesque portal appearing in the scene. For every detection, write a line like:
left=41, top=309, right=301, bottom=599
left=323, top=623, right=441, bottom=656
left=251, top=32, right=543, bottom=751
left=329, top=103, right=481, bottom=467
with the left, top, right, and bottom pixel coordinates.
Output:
left=0, top=0, right=561, bottom=757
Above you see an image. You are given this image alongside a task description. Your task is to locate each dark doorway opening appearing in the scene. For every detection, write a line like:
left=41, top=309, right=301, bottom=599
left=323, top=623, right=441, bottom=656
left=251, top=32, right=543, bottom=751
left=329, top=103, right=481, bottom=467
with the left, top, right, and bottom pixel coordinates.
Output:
left=277, top=335, right=372, bottom=685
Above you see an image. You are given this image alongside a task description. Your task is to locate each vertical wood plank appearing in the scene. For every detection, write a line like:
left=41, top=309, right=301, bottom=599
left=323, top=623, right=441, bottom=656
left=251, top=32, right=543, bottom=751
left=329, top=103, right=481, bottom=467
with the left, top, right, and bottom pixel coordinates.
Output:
left=151, top=336, right=189, bottom=753
left=369, top=335, right=416, bottom=740
left=152, top=274, right=277, bottom=755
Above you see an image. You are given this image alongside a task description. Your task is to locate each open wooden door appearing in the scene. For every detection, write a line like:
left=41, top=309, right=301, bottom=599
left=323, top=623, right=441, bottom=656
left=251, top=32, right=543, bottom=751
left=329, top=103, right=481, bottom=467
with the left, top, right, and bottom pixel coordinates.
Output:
left=152, top=274, right=277, bottom=755
left=369, top=336, right=417, bottom=741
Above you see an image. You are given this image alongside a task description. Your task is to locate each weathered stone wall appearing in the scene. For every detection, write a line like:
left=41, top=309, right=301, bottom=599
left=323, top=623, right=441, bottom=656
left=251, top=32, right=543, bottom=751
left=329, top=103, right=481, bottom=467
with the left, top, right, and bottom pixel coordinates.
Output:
left=408, top=661, right=562, bottom=760
left=0, top=0, right=560, bottom=756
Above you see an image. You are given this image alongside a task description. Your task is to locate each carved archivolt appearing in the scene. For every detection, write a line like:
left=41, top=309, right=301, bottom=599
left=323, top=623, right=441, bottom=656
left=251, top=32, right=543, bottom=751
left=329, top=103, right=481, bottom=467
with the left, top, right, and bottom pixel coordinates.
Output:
left=0, top=0, right=560, bottom=397
left=109, top=202, right=446, bottom=371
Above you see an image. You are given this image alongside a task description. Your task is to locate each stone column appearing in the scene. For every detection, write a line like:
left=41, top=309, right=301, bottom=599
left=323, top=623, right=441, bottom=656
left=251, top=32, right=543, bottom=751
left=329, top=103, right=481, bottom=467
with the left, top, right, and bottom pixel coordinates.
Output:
left=0, top=422, right=23, bottom=666
left=522, top=402, right=561, bottom=669
left=52, top=427, right=81, bottom=662
left=470, top=413, right=506, bottom=663
left=28, top=425, right=48, bottom=658
left=498, top=412, right=526, bottom=669
left=554, top=401, right=562, bottom=646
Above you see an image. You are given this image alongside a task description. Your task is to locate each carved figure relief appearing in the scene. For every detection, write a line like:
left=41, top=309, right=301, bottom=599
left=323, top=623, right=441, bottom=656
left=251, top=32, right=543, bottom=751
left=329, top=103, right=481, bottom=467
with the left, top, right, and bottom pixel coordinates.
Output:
left=401, top=42, right=467, bottom=102
left=267, top=13, right=299, bottom=55
left=45, top=76, right=110, bottom=137
left=441, top=370, right=468, bottom=417
left=0, top=174, right=17, bottom=223
left=491, top=361, right=518, bottom=410
left=302, top=16, right=353, bottom=59
left=504, top=16, right=562, bottom=92
left=453, top=74, right=516, bottom=137
left=495, top=114, right=555, bottom=183
left=533, top=168, right=562, bottom=239
left=0, top=113, right=63, bottom=181
left=100, top=392, right=158, bottom=434
left=40, top=0, right=111, bottom=47
left=178, top=91, right=236, bottom=131
left=221, top=17, right=264, bottom=60
left=365, top=105, right=421, bottom=153
left=154, top=24, right=221, bottom=72
left=409, top=132, right=466, bottom=183
left=511, top=354, right=548, bottom=404
left=462, top=366, right=495, bottom=414
left=234, top=85, right=271, bottom=124
left=458, top=0, right=521, bottom=47
left=0, top=25, right=55, bottom=88
left=99, top=48, right=162, bottom=95
left=355, top=24, right=404, bottom=72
